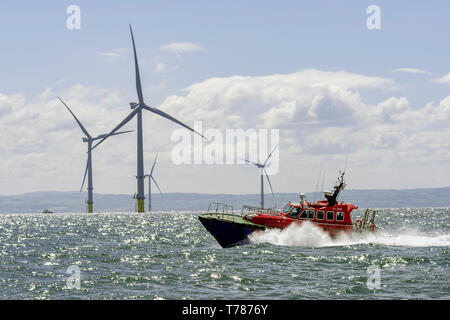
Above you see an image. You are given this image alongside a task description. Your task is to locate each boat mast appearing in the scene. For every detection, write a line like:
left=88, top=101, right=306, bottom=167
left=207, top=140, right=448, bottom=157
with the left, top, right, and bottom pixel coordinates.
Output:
left=324, top=171, right=346, bottom=206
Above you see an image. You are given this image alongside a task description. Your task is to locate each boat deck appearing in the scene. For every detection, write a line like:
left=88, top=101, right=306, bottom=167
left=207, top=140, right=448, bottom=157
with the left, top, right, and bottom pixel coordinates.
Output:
left=199, top=213, right=267, bottom=228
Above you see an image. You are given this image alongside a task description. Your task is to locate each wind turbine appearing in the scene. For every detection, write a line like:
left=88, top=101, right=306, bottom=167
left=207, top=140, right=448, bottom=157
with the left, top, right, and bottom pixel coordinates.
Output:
left=244, top=145, right=277, bottom=209
left=91, top=25, right=205, bottom=212
left=58, top=97, right=132, bottom=213
left=144, top=153, right=163, bottom=212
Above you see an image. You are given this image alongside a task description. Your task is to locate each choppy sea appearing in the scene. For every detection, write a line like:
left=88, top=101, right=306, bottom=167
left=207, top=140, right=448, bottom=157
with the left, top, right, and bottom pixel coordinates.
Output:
left=0, top=208, right=448, bottom=299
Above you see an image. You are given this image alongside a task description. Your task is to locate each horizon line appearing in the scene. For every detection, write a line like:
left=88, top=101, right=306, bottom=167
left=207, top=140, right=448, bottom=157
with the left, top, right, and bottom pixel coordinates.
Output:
left=2, top=185, right=450, bottom=197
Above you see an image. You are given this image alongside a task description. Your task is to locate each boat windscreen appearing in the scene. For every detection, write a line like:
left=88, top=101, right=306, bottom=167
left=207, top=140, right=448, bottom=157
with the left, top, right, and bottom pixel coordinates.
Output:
left=282, top=204, right=293, bottom=214
left=289, top=207, right=302, bottom=217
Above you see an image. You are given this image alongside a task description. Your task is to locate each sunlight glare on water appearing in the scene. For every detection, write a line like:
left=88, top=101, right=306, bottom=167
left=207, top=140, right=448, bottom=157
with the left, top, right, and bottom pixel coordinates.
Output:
left=0, top=208, right=448, bottom=299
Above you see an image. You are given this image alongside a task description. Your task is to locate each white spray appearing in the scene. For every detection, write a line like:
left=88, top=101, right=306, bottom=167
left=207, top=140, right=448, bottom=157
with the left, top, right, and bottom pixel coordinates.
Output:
left=249, top=221, right=450, bottom=248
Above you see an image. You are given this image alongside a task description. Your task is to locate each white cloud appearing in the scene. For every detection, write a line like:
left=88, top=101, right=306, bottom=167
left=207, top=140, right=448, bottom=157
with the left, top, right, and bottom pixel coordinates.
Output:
left=160, top=42, right=204, bottom=53
left=155, top=62, right=166, bottom=73
left=95, top=48, right=129, bottom=59
left=423, top=95, right=450, bottom=121
left=0, top=86, right=138, bottom=193
left=432, top=72, right=450, bottom=84
left=393, top=67, right=431, bottom=75
left=2, top=69, right=450, bottom=195
left=159, top=69, right=393, bottom=129
left=370, top=96, right=410, bottom=122
left=157, top=69, right=450, bottom=189
left=96, top=52, right=121, bottom=58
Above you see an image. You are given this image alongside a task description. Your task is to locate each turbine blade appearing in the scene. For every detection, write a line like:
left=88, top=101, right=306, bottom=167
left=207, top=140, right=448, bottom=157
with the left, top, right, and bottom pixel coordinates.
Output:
left=263, top=168, right=275, bottom=197
left=94, top=130, right=134, bottom=141
left=150, top=152, right=158, bottom=176
left=244, top=159, right=259, bottom=166
left=264, top=144, right=278, bottom=166
left=91, top=107, right=140, bottom=150
left=58, top=97, right=91, bottom=138
left=151, top=176, right=163, bottom=197
left=80, top=158, right=89, bottom=192
left=142, top=104, right=206, bottom=139
left=129, top=25, right=144, bottom=105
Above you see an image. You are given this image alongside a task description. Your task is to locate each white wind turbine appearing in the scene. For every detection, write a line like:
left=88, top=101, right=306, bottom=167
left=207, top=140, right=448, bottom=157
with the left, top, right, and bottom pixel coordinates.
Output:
left=144, top=153, right=162, bottom=212
left=58, top=97, right=132, bottom=213
left=91, top=25, right=205, bottom=212
left=244, top=145, right=277, bottom=209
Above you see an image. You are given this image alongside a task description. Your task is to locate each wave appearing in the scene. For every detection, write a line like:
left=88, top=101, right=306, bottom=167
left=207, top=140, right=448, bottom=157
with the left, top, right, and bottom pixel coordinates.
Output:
left=248, top=221, right=450, bottom=248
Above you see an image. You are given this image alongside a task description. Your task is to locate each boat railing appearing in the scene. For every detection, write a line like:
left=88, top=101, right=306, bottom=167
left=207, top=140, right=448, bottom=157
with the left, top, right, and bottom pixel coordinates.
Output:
left=207, top=202, right=234, bottom=215
left=206, top=202, right=243, bottom=223
left=241, top=205, right=279, bottom=216
left=355, top=208, right=378, bottom=231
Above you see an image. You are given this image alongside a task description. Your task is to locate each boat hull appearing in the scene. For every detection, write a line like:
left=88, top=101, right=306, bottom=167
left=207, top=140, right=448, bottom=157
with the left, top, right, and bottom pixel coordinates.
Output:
left=199, top=212, right=357, bottom=248
left=199, top=213, right=266, bottom=248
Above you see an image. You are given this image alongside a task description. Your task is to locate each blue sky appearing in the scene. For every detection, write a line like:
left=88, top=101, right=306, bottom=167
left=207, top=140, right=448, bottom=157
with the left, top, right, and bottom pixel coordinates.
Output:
left=2, top=1, right=449, bottom=101
left=1, top=1, right=450, bottom=195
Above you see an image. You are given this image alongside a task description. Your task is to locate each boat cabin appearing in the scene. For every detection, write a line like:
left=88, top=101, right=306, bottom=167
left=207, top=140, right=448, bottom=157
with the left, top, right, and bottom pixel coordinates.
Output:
left=281, top=202, right=355, bottom=225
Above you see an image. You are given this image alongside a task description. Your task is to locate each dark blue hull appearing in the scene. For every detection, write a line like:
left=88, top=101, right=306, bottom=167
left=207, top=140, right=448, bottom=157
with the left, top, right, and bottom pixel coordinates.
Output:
left=199, top=214, right=266, bottom=248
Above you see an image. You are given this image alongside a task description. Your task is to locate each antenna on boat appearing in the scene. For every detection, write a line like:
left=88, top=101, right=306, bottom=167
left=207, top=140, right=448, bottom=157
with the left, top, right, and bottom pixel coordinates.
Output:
left=313, top=167, right=322, bottom=202
left=320, top=169, right=326, bottom=194
left=343, top=145, right=350, bottom=174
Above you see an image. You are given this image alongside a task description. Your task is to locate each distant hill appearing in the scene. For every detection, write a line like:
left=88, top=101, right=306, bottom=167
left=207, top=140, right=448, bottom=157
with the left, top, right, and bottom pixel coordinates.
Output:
left=0, top=187, right=449, bottom=213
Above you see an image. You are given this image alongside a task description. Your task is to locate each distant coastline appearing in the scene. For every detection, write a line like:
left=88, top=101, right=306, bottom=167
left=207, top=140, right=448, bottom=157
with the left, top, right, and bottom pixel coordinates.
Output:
left=1, top=187, right=450, bottom=213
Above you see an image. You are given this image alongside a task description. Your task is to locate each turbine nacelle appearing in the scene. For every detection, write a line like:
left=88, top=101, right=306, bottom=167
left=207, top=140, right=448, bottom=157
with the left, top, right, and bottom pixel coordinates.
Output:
left=130, top=102, right=139, bottom=109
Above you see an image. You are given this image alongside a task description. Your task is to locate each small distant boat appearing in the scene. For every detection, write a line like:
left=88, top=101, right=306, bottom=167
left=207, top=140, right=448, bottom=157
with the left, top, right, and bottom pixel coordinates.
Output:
left=199, top=171, right=378, bottom=248
left=42, top=209, right=53, bottom=214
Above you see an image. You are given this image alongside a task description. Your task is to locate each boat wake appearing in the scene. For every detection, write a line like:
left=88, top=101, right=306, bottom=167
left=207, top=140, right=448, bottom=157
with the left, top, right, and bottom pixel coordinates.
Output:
left=248, top=221, right=450, bottom=248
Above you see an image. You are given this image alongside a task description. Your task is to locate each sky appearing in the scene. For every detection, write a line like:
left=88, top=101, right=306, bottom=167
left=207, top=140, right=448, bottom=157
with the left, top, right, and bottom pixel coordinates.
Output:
left=0, top=0, right=450, bottom=196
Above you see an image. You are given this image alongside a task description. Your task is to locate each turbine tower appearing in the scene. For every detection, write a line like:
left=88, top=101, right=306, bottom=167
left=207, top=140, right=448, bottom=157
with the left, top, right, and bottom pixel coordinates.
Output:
left=92, top=25, right=204, bottom=212
left=244, top=145, right=277, bottom=209
left=58, top=97, right=132, bottom=213
left=144, top=153, right=163, bottom=212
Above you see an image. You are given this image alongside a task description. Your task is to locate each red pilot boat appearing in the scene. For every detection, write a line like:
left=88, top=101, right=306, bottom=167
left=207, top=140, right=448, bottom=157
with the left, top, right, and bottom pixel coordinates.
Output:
left=199, top=171, right=377, bottom=248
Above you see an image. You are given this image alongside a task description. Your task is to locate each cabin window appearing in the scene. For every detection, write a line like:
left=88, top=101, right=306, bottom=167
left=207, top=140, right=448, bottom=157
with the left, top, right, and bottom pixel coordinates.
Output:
left=289, top=207, right=302, bottom=217
left=316, top=211, right=324, bottom=220
left=307, top=210, right=314, bottom=219
left=282, top=205, right=293, bottom=214
left=299, top=210, right=308, bottom=219
left=326, top=211, right=334, bottom=221
left=336, top=212, right=344, bottom=221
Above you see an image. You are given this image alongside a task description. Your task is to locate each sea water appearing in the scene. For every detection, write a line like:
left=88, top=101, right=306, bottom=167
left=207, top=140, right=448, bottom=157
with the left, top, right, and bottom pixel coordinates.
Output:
left=0, top=208, right=448, bottom=299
